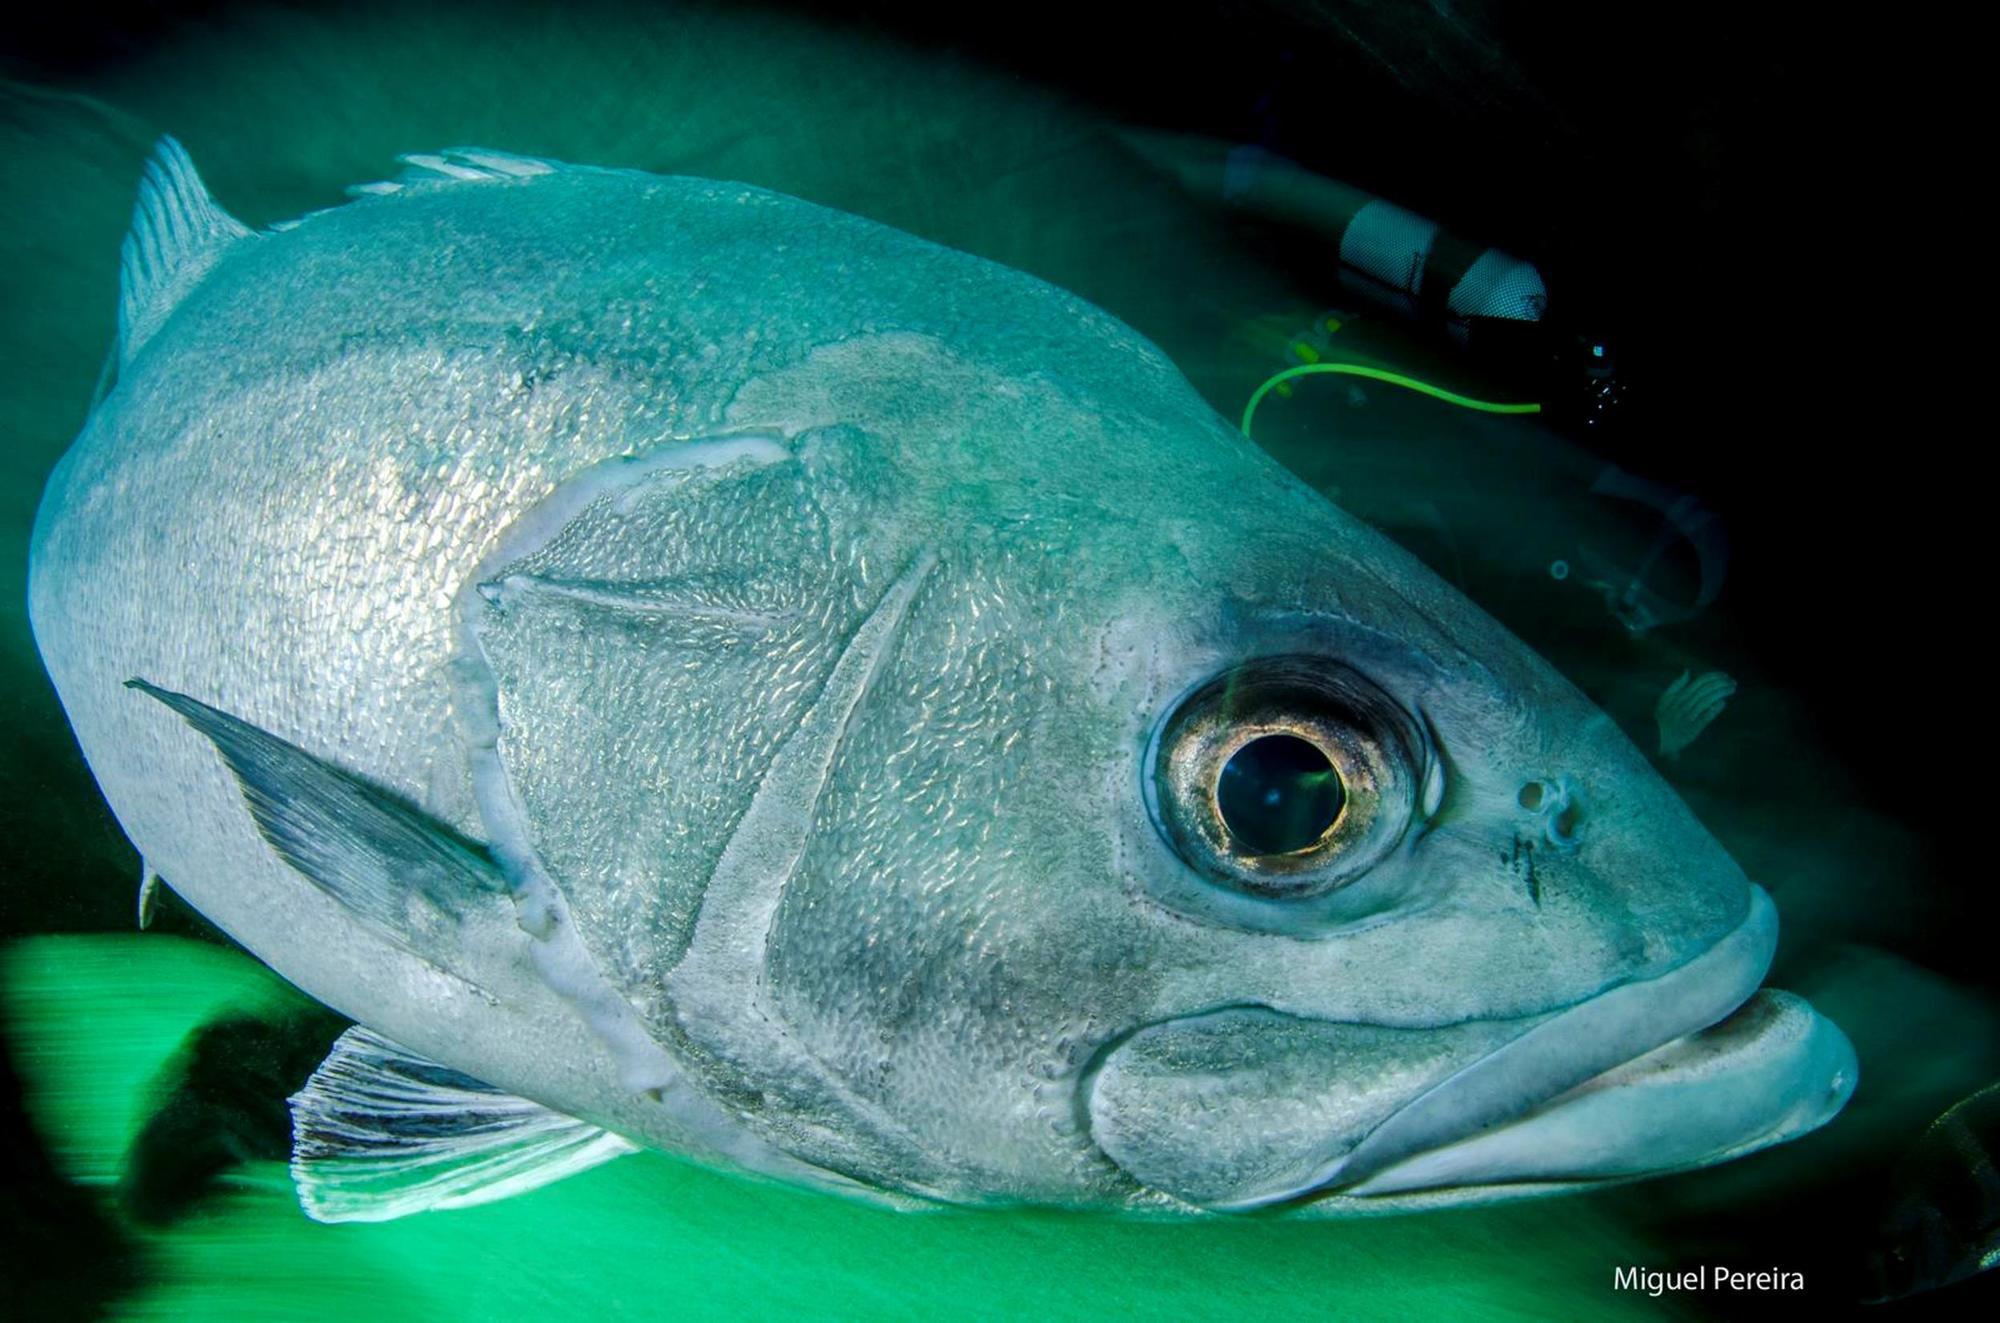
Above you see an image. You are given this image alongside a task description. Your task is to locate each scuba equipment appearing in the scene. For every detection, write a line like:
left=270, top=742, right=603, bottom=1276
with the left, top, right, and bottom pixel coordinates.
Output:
left=1122, top=129, right=1627, bottom=438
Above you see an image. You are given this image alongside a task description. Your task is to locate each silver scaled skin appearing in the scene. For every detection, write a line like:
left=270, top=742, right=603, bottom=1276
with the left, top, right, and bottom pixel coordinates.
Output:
left=29, top=145, right=1856, bottom=1218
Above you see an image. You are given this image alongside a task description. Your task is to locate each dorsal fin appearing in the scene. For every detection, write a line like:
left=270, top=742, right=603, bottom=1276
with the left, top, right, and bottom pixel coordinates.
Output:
left=261, top=147, right=569, bottom=233
left=118, top=137, right=253, bottom=366
left=346, top=147, right=561, bottom=199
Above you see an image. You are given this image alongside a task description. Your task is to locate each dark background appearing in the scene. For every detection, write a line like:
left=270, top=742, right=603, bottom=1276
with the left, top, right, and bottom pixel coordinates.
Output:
left=1, top=3, right=1984, bottom=1319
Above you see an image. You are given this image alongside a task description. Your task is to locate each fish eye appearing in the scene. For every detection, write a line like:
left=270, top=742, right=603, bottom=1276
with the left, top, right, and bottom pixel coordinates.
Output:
left=1216, top=734, right=1343, bottom=855
left=1150, top=657, right=1423, bottom=899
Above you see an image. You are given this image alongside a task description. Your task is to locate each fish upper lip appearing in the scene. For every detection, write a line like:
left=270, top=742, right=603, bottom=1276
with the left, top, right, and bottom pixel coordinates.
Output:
left=1215, top=885, right=1785, bottom=1210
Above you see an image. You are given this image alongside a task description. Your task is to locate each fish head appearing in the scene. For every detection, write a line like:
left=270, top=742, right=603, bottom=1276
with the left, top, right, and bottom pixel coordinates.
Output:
left=472, top=316, right=1854, bottom=1209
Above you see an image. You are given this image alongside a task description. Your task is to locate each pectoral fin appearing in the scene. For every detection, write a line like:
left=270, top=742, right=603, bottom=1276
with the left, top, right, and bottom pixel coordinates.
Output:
left=290, top=1026, right=635, bottom=1223
left=126, top=679, right=506, bottom=954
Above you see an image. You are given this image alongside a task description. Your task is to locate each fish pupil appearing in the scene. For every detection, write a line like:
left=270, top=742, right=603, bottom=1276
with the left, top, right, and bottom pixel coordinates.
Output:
left=1216, top=734, right=1343, bottom=856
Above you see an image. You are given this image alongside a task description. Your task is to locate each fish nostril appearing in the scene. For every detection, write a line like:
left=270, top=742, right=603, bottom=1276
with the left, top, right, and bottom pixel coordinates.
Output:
left=1518, top=778, right=1585, bottom=848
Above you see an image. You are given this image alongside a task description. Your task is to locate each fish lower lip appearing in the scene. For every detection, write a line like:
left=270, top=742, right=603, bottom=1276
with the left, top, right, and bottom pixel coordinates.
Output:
left=1257, top=885, right=1815, bottom=1207
left=1343, top=988, right=1857, bottom=1196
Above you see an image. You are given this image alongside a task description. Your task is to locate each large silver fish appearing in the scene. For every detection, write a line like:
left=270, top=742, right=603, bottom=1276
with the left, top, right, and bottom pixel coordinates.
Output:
left=28, top=140, right=1855, bottom=1221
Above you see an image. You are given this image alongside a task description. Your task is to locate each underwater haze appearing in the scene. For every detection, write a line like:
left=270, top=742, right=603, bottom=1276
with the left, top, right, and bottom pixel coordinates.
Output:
left=1, top=2, right=1989, bottom=1320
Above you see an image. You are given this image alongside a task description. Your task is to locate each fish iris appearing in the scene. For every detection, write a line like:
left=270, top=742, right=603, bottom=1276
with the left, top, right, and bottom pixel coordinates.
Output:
left=1216, top=735, right=1343, bottom=855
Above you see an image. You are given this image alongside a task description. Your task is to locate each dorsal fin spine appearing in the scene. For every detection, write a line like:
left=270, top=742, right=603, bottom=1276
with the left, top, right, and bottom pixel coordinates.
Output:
left=117, top=136, right=253, bottom=366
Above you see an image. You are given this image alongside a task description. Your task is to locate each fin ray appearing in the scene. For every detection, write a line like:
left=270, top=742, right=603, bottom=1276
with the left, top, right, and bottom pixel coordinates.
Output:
left=118, top=137, right=253, bottom=365
left=136, top=859, right=161, bottom=930
left=290, top=1026, right=634, bottom=1223
left=347, top=147, right=563, bottom=199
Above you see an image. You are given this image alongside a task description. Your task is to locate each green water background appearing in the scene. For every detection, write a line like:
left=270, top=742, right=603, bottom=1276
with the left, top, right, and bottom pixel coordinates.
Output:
left=0, top=3, right=1988, bottom=1319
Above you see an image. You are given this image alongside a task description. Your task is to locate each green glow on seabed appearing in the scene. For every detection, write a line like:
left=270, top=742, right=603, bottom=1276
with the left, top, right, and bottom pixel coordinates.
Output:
left=2, top=934, right=1668, bottom=1323
left=1240, top=363, right=1542, bottom=438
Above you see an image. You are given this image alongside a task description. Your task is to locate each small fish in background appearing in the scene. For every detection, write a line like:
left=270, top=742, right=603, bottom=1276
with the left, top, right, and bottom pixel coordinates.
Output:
left=1573, top=465, right=1729, bottom=637
left=1866, top=1081, right=2000, bottom=1302
left=1655, top=669, right=1737, bottom=759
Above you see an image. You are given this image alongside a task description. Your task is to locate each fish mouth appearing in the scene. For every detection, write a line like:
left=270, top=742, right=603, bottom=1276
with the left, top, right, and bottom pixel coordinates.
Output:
left=1254, top=886, right=1857, bottom=1208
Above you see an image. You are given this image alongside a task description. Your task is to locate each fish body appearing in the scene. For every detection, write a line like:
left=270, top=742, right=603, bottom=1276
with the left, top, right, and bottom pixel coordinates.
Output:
left=28, top=143, right=1854, bottom=1218
left=1869, top=1081, right=2000, bottom=1300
